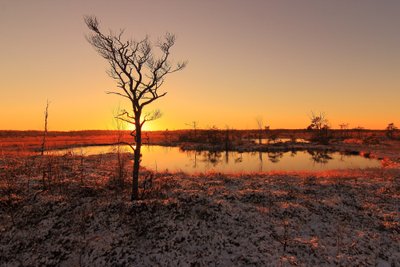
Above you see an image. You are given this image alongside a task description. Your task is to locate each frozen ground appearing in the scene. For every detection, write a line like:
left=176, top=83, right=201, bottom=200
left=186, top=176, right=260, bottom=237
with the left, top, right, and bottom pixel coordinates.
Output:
left=0, top=153, right=399, bottom=266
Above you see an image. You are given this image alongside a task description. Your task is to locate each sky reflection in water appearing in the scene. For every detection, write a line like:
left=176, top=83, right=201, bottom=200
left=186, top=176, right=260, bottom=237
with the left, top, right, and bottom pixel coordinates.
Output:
left=53, top=145, right=381, bottom=174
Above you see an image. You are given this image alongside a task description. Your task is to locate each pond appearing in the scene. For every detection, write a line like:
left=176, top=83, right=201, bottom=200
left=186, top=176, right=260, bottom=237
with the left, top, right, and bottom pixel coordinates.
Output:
left=51, top=145, right=381, bottom=173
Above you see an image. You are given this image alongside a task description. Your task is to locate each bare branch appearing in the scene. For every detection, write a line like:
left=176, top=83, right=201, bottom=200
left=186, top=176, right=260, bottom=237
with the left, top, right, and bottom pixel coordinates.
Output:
left=116, top=141, right=135, bottom=152
left=115, top=116, right=134, bottom=125
left=141, top=109, right=162, bottom=126
left=140, top=92, right=167, bottom=108
left=106, top=91, right=132, bottom=100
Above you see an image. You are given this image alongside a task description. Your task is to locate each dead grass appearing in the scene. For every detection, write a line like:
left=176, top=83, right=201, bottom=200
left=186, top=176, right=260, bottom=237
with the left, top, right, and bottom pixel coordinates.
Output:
left=0, top=130, right=168, bottom=155
left=0, top=152, right=399, bottom=266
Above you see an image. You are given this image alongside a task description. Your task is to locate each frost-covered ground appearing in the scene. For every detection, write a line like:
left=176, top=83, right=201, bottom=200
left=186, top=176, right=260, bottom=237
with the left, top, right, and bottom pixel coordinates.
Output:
left=0, top=154, right=399, bottom=266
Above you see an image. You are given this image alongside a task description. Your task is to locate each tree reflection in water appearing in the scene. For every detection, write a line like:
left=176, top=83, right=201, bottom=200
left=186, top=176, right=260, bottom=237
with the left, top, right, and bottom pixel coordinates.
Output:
left=186, top=151, right=202, bottom=168
left=235, top=152, right=243, bottom=163
left=268, top=152, right=284, bottom=163
left=54, top=145, right=380, bottom=173
left=180, top=148, right=363, bottom=172
left=307, top=150, right=333, bottom=164
left=225, top=151, right=229, bottom=164
left=248, top=151, right=264, bottom=171
left=201, top=151, right=223, bottom=167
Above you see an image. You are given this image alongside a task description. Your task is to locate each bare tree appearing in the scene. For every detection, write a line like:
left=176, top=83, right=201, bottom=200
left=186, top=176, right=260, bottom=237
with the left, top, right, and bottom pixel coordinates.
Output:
left=307, top=112, right=329, bottom=131
left=85, top=16, right=186, bottom=200
left=185, top=121, right=198, bottom=141
left=224, top=125, right=232, bottom=151
left=255, top=116, right=267, bottom=144
left=339, top=123, right=349, bottom=139
left=386, top=123, right=398, bottom=139
left=40, top=100, right=50, bottom=156
left=339, top=123, right=349, bottom=130
left=307, top=112, right=330, bottom=144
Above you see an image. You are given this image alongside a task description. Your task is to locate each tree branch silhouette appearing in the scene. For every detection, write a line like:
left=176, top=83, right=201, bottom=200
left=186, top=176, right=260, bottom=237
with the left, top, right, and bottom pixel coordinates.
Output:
left=85, top=15, right=186, bottom=200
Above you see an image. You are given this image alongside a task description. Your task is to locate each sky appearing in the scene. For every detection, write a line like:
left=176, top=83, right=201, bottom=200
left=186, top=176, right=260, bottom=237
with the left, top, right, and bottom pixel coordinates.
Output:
left=0, top=0, right=399, bottom=131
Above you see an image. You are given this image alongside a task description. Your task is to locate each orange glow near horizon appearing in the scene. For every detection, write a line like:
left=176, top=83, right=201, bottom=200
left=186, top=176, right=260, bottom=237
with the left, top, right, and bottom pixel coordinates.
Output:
left=0, top=1, right=399, bottom=131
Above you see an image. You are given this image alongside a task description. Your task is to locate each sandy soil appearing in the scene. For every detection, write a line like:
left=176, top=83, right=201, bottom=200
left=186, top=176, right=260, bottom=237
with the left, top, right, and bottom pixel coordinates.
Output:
left=0, top=153, right=399, bottom=266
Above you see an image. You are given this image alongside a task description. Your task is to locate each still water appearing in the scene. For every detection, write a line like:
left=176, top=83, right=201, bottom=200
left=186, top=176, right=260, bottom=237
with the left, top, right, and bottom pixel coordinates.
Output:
left=52, top=145, right=381, bottom=173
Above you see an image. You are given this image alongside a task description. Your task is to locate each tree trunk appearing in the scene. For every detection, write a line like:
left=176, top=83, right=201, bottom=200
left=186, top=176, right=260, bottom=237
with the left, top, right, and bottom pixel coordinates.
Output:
left=41, top=101, right=49, bottom=156
left=132, top=118, right=142, bottom=201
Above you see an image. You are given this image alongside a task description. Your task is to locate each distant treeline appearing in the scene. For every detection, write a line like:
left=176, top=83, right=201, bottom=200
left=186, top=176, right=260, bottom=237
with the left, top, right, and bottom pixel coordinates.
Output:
left=0, top=130, right=127, bottom=138
left=0, top=129, right=387, bottom=138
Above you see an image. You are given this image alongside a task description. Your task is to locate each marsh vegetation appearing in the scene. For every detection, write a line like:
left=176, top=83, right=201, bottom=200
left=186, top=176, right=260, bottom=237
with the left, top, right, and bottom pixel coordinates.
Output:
left=1, top=129, right=399, bottom=265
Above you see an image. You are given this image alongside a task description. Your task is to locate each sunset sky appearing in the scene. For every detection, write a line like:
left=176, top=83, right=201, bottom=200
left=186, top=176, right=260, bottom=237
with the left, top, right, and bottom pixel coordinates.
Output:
left=1, top=0, right=399, bottom=131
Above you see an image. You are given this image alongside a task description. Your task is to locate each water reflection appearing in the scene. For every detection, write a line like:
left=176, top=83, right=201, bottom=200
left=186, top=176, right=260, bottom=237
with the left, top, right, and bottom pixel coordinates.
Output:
left=268, top=152, right=284, bottom=163
left=201, top=151, right=223, bottom=167
left=235, top=153, right=243, bottom=163
left=307, top=150, right=333, bottom=164
left=52, top=145, right=381, bottom=174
